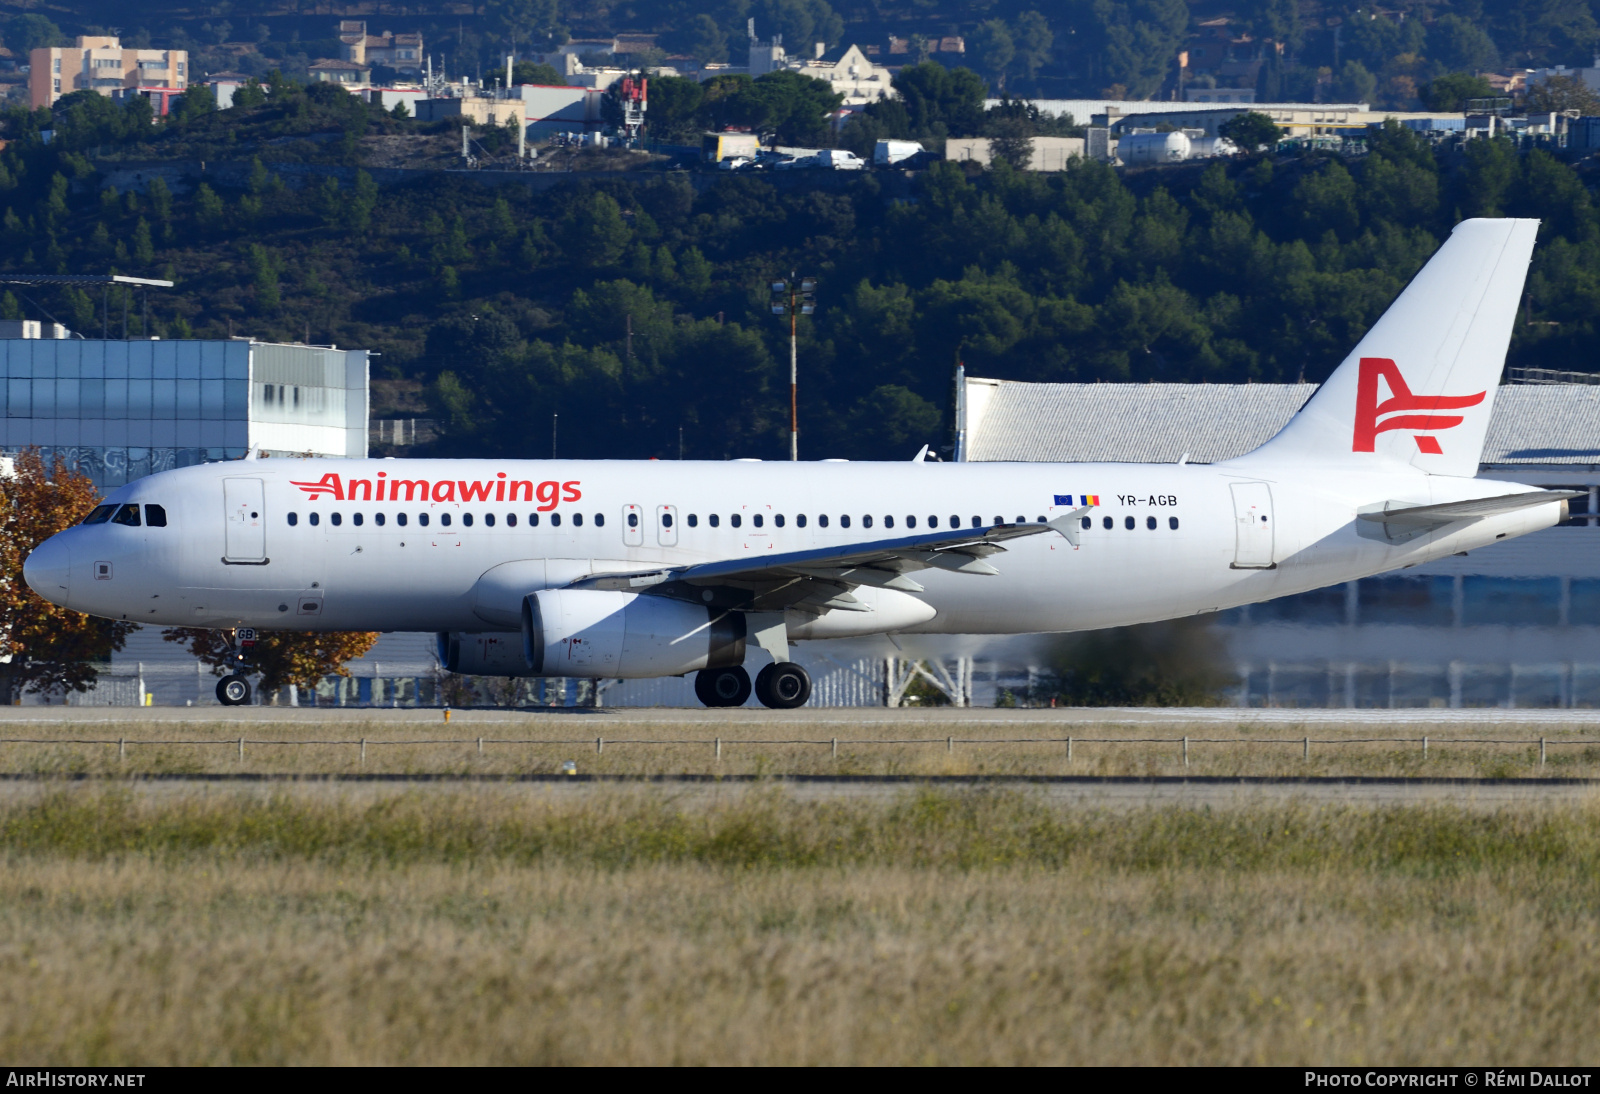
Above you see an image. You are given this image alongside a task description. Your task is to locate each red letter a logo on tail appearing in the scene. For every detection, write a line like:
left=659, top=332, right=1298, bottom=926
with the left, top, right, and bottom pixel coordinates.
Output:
left=1352, top=357, right=1486, bottom=455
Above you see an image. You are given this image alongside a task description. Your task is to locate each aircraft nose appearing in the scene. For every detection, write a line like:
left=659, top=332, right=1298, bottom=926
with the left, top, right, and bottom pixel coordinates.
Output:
left=23, top=535, right=72, bottom=609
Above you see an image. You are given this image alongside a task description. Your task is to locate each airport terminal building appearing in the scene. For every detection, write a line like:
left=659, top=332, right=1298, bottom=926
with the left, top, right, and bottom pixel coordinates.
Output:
left=959, top=372, right=1600, bottom=708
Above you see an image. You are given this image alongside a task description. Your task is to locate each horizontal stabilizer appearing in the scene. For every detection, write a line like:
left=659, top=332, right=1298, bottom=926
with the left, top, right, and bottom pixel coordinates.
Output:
left=1358, top=490, right=1581, bottom=528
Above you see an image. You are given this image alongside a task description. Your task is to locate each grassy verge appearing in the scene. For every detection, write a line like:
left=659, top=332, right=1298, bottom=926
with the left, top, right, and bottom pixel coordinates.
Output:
left=0, top=788, right=1598, bottom=1064
left=3, top=716, right=1599, bottom=778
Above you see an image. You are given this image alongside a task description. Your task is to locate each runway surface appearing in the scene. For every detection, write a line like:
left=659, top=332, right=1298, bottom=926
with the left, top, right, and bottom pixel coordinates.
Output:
left=7, top=706, right=1600, bottom=727
left=2, top=772, right=1596, bottom=807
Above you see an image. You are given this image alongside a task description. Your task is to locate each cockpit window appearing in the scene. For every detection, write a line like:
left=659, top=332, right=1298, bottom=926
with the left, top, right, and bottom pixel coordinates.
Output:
left=111, top=504, right=141, bottom=527
left=144, top=504, right=168, bottom=528
left=81, top=505, right=115, bottom=525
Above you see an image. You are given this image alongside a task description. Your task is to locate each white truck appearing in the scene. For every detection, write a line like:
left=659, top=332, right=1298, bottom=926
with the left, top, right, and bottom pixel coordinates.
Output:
left=815, top=149, right=866, bottom=170
left=874, top=139, right=926, bottom=166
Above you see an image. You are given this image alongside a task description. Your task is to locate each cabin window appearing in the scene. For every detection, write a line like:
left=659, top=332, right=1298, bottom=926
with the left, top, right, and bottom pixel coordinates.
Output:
left=1169, top=516, right=1180, bottom=530
left=375, top=513, right=386, bottom=526
left=753, top=514, right=763, bottom=528
left=906, top=516, right=917, bottom=529
left=82, top=505, right=115, bottom=525
left=551, top=513, right=562, bottom=527
left=507, top=514, right=518, bottom=527
left=573, top=513, right=584, bottom=527
left=687, top=514, right=698, bottom=527
left=663, top=513, right=674, bottom=528
left=441, top=514, right=452, bottom=527
left=1081, top=517, right=1091, bottom=530
left=112, top=504, right=141, bottom=527
left=709, top=514, right=719, bottom=528
left=415, top=513, right=426, bottom=527
left=993, top=517, right=1003, bottom=526
left=730, top=514, right=741, bottom=528
left=797, top=514, right=807, bottom=528
left=1124, top=516, right=1135, bottom=530
left=883, top=516, right=893, bottom=529
left=1037, top=516, right=1046, bottom=523
left=309, top=512, right=320, bottom=527
left=354, top=513, right=364, bottom=527
left=463, top=513, right=474, bottom=528
left=331, top=512, right=343, bottom=527
left=594, top=513, right=604, bottom=527
left=863, top=515, right=874, bottom=529
left=841, top=515, right=851, bottom=529
left=819, top=514, right=829, bottom=528
left=1103, top=516, right=1113, bottom=530
left=628, top=512, right=639, bottom=528
left=774, top=514, right=784, bottom=528
left=1015, top=516, right=1026, bottom=524
left=287, top=512, right=299, bottom=527
left=971, top=516, right=982, bottom=528
left=527, top=513, right=537, bottom=527
left=485, top=513, right=496, bottom=528
left=144, top=505, right=167, bottom=527
left=1146, top=516, right=1157, bottom=530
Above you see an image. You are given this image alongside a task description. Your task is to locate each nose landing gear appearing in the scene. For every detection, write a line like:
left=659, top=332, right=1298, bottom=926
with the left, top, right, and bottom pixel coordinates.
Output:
left=216, top=674, right=252, bottom=706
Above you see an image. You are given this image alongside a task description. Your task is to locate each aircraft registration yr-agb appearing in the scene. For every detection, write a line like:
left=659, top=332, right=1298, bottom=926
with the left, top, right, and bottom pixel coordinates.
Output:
left=25, top=219, right=1578, bottom=708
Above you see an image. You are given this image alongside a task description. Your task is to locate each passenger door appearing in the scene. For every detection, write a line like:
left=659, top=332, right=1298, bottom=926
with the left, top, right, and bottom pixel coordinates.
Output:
left=1229, top=482, right=1274, bottom=569
left=223, top=478, right=267, bottom=564
left=657, top=504, right=678, bottom=547
left=622, top=504, right=643, bottom=547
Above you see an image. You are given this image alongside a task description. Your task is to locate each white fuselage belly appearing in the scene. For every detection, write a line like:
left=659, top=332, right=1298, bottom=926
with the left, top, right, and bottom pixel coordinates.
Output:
left=47, top=457, right=1557, bottom=637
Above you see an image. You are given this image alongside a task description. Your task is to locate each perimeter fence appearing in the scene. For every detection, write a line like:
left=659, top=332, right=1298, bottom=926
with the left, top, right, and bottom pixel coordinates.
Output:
left=2, top=733, right=1595, bottom=767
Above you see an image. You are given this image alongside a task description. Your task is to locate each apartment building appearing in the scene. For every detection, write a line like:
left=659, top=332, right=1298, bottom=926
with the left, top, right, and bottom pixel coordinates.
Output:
left=29, top=36, right=187, bottom=109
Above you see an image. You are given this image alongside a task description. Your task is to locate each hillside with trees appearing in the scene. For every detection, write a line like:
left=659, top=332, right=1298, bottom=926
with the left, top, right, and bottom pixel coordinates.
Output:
left=2, top=53, right=1600, bottom=462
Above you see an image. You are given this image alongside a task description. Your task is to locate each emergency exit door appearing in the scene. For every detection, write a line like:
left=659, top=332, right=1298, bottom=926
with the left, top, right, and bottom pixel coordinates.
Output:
left=1229, top=482, right=1274, bottom=569
left=223, top=478, right=267, bottom=564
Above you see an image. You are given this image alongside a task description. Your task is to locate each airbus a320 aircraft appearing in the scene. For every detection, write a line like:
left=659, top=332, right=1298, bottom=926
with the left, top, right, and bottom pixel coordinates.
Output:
left=23, top=219, right=1580, bottom=708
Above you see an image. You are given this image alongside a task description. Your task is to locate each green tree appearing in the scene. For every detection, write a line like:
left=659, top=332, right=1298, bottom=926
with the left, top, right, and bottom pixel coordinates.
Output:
left=971, top=20, right=1016, bottom=92
left=664, top=14, right=728, bottom=64
left=8, top=14, right=65, bottom=53
left=248, top=244, right=280, bottom=311
left=194, top=183, right=224, bottom=227
left=1010, top=11, right=1055, bottom=86
left=1218, top=112, right=1282, bottom=152
left=557, top=191, right=630, bottom=269
left=753, top=0, right=844, bottom=53
left=890, top=63, right=987, bottom=139
left=1421, top=72, right=1495, bottom=111
left=133, top=218, right=154, bottom=266
left=1527, top=73, right=1600, bottom=114
left=1089, top=0, right=1189, bottom=99
left=1335, top=60, right=1376, bottom=104
left=512, top=61, right=566, bottom=86
left=1428, top=15, right=1500, bottom=74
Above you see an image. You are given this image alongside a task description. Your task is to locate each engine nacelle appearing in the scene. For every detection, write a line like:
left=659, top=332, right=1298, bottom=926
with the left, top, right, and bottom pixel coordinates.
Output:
left=522, top=589, right=746, bottom=678
left=437, top=631, right=533, bottom=676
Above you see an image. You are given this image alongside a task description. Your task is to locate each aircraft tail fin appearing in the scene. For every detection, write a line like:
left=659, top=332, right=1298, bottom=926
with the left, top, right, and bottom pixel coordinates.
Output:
left=1242, top=218, right=1539, bottom=478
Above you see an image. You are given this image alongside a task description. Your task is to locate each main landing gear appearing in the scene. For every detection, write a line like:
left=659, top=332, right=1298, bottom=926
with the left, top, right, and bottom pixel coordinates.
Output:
left=695, top=666, right=751, bottom=707
left=216, top=674, right=252, bottom=706
left=694, top=663, right=812, bottom=709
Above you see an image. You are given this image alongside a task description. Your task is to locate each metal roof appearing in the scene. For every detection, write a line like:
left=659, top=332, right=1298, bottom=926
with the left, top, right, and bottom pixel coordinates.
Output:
left=962, top=379, right=1600, bottom=467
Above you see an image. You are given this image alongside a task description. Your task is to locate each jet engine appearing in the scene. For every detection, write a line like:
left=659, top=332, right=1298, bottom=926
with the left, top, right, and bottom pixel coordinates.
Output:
left=437, top=631, right=534, bottom=676
left=522, top=589, right=746, bottom=678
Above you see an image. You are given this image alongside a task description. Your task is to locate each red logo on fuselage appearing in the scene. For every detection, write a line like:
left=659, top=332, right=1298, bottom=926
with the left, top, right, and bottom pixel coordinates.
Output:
left=1352, top=357, right=1485, bottom=456
left=288, top=472, right=581, bottom=511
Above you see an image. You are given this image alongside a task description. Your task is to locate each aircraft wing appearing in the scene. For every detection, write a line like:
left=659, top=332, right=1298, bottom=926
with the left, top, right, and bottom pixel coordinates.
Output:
left=570, top=509, right=1088, bottom=613
left=1359, top=490, right=1582, bottom=528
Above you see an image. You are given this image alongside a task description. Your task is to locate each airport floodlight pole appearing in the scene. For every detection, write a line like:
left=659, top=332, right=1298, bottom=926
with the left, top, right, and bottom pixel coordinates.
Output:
left=770, top=274, right=816, bottom=461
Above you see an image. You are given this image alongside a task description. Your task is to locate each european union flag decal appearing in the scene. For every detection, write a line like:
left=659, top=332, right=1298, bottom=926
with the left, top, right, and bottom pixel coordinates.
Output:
left=1053, top=495, right=1073, bottom=506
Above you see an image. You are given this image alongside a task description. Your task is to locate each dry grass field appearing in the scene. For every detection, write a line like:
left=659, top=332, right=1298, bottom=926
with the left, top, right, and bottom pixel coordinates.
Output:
left=2, top=708, right=1600, bottom=778
left=2, top=781, right=1599, bottom=1065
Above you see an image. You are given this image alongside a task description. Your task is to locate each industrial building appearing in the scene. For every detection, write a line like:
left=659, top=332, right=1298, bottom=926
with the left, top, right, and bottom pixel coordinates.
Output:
left=0, top=329, right=367, bottom=490
left=958, top=373, right=1600, bottom=708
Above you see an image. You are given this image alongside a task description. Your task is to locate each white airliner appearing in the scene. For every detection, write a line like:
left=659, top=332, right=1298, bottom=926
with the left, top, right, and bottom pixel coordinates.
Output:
left=23, top=219, right=1580, bottom=707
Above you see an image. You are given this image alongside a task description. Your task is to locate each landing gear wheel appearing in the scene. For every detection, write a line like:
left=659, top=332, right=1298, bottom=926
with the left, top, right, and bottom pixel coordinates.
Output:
left=216, top=674, right=252, bottom=706
left=754, top=662, right=812, bottom=709
left=694, top=666, right=751, bottom=708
